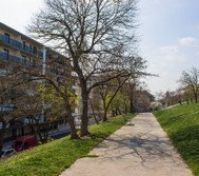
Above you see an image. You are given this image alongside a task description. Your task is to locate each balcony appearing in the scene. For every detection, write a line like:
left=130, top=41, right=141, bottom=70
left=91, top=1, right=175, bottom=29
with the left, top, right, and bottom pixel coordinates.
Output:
left=0, top=51, right=40, bottom=68
left=0, top=104, right=15, bottom=113
left=21, top=44, right=34, bottom=55
left=9, top=55, right=22, bottom=63
left=38, top=50, right=43, bottom=58
left=0, top=34, right=42, bottom=57
left=0, top=34, right=22, bottom=50
left=0, top=51, right=23, bottom=63
left=0, top=51, right=8, bottom=60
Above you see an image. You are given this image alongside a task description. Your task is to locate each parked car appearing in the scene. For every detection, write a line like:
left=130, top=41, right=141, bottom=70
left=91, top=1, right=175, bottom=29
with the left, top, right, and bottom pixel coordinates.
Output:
left=14, top=135, right=38, bottom=152
left=1, top=148, right=16, bottom=158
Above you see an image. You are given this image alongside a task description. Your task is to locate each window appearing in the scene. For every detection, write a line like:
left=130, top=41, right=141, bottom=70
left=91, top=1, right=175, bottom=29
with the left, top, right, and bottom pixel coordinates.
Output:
left=22, top=55, right=27, bottom=64
left=33, top=46, right=37, bottom=55
left=32, top=58, right=36, bottom=67
left=4, top=33, right=10, bottom=43
left=4, top=48, right=9, bottom=60
left=22, top=41, right=26, bottom=50
left=29, top=45, right=33, bottom=53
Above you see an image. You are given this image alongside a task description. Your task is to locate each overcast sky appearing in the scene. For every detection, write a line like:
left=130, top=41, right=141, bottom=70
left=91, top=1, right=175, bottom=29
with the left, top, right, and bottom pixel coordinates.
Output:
left=0, top=0, right=199, bottom=96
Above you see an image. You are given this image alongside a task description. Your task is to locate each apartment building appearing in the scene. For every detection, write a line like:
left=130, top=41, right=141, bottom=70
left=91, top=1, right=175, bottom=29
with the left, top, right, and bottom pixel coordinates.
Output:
left=0, top=22, right=74, bottom=141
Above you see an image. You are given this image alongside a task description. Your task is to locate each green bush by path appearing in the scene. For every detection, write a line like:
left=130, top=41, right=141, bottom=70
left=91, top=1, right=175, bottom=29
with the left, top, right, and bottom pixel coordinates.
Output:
left=154, top=104, right=199, bottom=176
left=0, top=114, right=134, bottom=176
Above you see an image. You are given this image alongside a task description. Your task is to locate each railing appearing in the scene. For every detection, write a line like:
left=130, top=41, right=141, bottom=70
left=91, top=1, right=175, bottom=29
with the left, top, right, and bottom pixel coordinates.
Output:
left=0, top=104, right=15, bottom=113
left=0, top=35, right=10, bottom=44
left=0, top=51, right=42, bottom=68
left=0, top=51, right=24, bottom=64
left=0, top=34, right=43, bottom=57
left=10, top=38, right=22, bottom=50
left=9, top=55, right=22, bottom=63
left=38, top=50, right=43, bottom=58
left=22, top=45, right=32, bottom=54
left=0, top=35, right=22, bottom=50
left=0, top=52, right=60, bottom=77
left=0, top=51, right=8, bottom=60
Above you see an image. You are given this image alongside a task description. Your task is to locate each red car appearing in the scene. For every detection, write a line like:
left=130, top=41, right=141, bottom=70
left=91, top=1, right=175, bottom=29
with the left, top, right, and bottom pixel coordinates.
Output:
left=14, top=135, right=38, bottom=152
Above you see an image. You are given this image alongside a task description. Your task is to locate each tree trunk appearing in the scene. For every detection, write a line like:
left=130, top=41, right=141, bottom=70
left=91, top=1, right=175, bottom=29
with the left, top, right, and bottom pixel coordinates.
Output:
left=80, top=91, right=89, bottom=137
left=116, top=108, right=120, bottom=115
left=130, top=100, right=133, bottom=112
left=37, top=123, right=49, bottom=144
left=68, top=113, right=79, bottom=139
left=118, top=107, right=122, bottom=115
left=194, top=93, right=198, bottom=103
left=37, top=124, right=44, bottom=143
left=124, top=103, right=128, bottom=114
left=101, top=82, right=126, bottom=122
left=64, top=99, right=79, bottom=139
left=103, top=108, right=108, bottom=122
left=102, top=98, right=108, bottom=122
left=90, top=102, right=99, bottom=125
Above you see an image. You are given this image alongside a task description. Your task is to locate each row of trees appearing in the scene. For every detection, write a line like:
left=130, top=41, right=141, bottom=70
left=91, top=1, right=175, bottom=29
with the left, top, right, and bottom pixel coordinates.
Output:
left=0, top=1, right=150, bottom=155
left=28, top=0, right=148, bottom=138
left=180, top=67, right=199, bottom=104
left=157, top=67, right=199, bottom=107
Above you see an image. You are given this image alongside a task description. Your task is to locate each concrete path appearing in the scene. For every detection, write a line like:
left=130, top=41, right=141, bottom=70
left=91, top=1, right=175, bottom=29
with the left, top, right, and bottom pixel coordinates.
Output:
left=60, top=113, right=193, bottom=176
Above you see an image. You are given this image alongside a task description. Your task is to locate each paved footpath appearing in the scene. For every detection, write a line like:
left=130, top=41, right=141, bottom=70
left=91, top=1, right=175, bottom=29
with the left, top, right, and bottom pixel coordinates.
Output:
left=61, top=113, right=193, bottom=176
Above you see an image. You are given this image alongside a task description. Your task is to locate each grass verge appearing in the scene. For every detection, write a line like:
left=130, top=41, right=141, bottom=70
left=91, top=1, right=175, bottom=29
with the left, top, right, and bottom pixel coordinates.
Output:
left=154, top=104, right=199, bottom=176
left=0, top=114, right=134, bottom=176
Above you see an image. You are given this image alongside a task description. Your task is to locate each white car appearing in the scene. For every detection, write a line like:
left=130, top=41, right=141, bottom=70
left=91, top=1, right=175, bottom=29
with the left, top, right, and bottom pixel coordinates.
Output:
left=1, top=148, right=16, bottom=158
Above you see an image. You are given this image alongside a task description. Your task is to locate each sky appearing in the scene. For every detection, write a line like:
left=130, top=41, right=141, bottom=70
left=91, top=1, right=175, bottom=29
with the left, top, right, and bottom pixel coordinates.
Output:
left=138, top=0, right=199, bottom=95
left=0, top=0, right=199, bottom=96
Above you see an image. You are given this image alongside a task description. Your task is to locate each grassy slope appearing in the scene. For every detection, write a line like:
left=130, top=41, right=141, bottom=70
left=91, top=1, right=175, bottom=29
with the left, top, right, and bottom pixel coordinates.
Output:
left=0, top=114, right=134, bottom=176
left=154, top=104, right=199, bottom=176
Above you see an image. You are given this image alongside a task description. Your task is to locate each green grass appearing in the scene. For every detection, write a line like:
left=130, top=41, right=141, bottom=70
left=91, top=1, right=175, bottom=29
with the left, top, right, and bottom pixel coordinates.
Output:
left=154, top=104, right=199, bottom=176
left=0, top=114, right=134, bottom=176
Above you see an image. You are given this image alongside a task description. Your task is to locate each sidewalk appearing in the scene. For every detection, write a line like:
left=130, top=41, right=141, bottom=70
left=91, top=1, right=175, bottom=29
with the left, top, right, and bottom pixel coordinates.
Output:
left=60, top=113, right=193, bottom=176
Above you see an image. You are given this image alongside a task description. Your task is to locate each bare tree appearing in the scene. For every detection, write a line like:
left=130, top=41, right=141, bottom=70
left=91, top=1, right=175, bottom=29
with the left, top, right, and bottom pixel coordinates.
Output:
left=126, top=80, right=138, bottom=113
left=180, top=67, right=199, bottom=103
left=109, top=89, right=129, bottom=116
left=15, top=47, right=80, bottom=139
left=23, top=73, right=79, bottom=139
left=29, top=0, right=142, bottom=136
left=38, top=82, right=79, bottom=140
left=11, top=94, right=43, bottom=141
left=99, top=77, right=129, bottom=121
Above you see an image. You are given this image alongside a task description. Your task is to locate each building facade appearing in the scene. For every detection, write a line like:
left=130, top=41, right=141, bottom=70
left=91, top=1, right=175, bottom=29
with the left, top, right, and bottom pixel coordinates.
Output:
left=0, top=22, right=74, bottom=142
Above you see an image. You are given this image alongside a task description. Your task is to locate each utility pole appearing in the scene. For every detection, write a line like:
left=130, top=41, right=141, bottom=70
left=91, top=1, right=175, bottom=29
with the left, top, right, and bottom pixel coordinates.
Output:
left=41, top=47, right=47, bottom=124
